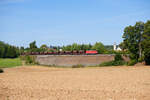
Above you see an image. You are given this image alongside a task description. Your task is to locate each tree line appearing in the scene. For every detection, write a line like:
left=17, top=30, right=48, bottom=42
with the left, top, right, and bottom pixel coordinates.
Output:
left=23, top=41, right=116, bottom=54
left=0, top=41, right=19, bottom=58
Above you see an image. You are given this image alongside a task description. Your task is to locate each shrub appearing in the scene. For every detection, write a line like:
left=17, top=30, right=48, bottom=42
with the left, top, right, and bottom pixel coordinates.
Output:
left=114, top=54, right=123, bottom=61
left=20, top=55, right=37, bottom=64
left=99, top=54, right=126, bottom=66
left=138, top=57, right=144, bottom=62
left=99, top=60, right=126, bottom=66
left=0, top=69, right=4, bottom=73
left=72, top=64, right=85, bottom=68
left=128, top=59, right=137, bottom=66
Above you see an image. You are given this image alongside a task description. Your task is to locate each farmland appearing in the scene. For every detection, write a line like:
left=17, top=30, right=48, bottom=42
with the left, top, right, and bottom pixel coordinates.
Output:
left=0, top=66, right=150, bottom=100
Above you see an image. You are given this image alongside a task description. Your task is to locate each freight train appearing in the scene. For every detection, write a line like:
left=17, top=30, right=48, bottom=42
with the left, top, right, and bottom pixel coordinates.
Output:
left=22, top=50, right=98, bottom=55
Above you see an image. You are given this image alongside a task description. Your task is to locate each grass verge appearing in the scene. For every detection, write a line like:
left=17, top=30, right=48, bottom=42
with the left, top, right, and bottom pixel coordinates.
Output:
left=0, top=58, right=22, bottom=68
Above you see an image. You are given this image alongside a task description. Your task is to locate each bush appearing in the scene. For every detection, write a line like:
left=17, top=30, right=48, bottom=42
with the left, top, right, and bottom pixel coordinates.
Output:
left=138, top=57, right=144, bottom=62
left=99, top=54, right=126, bottom=66
left=72, top=64, right=85, bottom=68
left=20, top=55, right=37, bottom=64
left=0, top=69, right=4, bottom=73
left=99, top=60, right=126, bottom=66
left=114, top=54, right=123, bottom=61
left=128, top=59, right=137, bottom=66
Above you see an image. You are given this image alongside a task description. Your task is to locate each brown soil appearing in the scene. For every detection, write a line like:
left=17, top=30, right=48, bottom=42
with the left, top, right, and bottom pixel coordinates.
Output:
left=0, top=66, right=150, bottom=100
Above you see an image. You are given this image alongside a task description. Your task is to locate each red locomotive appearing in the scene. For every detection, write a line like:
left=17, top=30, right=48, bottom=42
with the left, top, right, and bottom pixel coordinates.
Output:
left=85, top=50, right=98, bottom=55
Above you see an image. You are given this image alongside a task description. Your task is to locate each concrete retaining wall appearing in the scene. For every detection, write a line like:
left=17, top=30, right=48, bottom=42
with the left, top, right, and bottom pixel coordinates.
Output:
left=35, top=54, right=125, bottom=66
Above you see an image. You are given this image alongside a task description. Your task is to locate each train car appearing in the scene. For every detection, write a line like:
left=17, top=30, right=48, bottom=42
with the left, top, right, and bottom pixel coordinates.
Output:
left=72, top=50, right=78, bottom=55
left=85, top=50, right=98, bottom=55
left=47, top=52, right=53, bottom=55
left=79, top=50, right=85, bottom=55
left=65, top=51, right=72, bottom=55
left=53, top=51, right=59, bottom=55
left=59, top=51, right=65, bottom=55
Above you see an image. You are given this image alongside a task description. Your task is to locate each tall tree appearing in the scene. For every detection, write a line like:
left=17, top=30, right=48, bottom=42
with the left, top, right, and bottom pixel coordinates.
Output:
left=122, top=22, right=144, bottom=61
left=29, top=41, right=37, bottom=52
left=142, top=20, right=150, bottom=65
left=29, top=41, right=37, bottom=49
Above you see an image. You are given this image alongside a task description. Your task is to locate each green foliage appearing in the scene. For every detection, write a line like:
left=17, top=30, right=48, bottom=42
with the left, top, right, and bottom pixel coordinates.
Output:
left=0, top=68, right=4, bottom=73
left=0, top=41, right=19, bottom=58
left=62, top=43, right=92, bottom=51
left=29, top=41, right=37, bottom=49
left=29, top=41, right=38, bottom=52
left=99, top=60, right=126, bottom=66
left=142, top=20, right=150, bottom=65
left=122, top=23, right=142, bottom=60
left=92, top=42, right=106, bottom=54
left=99, top=54, right=126, bottom=66
left=138, top=57, right=144, bottom=62
left=127, top=59, right=137, bottom=66
left=0, top=58, right=22, bottom=68
left=21, top=55, right=37, bottom=64
left=114, top=54, right=123, bottom=61
left=81, top=44, right=92, bottom=50
left=72, top=64, right=85, bottom=68
left=104, top=45, right=113, bottom=50
left=122, top=20, right=150, bottom=65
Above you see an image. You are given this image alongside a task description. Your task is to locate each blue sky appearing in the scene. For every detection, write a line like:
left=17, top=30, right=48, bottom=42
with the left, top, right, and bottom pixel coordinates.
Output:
left=0, top=0, right=150, bottom=47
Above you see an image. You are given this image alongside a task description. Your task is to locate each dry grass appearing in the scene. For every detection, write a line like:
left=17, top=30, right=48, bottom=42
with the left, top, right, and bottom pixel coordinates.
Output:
left=0, top=66, right=150, bottom=100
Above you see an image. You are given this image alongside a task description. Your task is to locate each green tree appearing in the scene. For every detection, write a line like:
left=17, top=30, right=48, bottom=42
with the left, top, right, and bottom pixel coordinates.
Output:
left=91, top=42, right=105, bottom=54
left=0, top=41, right=18, bottom=58
left=81, top=44, right=92, bottom=50
left=29, top=41, right=38, bottom=52
left=29, top=41, right=37, bottom=49
left=71, top=43, right=81, bottom=51
left=40, top=44, right=48, bottom=49
left=142, top=20, right=150, bottom=65
left=20, top=46, right=24, bottom=54
left=122, top=22, right=144, bottom=61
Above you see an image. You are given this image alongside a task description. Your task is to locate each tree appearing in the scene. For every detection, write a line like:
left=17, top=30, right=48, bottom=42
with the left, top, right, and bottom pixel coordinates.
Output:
left=122, top=20, right=150, bottom=65
left=20, top=46, right=24, bottom=54
left=71, top=43, right=81, bottom=51
left=142, top=20, right=150, bottom=65
left=40, top=44, right=48, bottom=49
left=29, top=41, right=37, bottom=49
left=40, top=44, right=48, bottom=52
left=91, top=42, right=105, bottom=54
left=0, top=41, right=18, bottom=58
left=81, top=44, right=92, bottom=50
left=62, top=45, right=72, bottom=51
left=0, top=41, right=5, bottom=58
left=122, top=22, right=144, bottom=61
left=29, top=41, right=37, bottom=52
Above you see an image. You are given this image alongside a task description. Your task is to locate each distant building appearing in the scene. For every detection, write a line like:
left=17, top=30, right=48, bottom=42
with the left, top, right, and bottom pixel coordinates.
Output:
left=113, top=43, right=122, bottom=51
left=113, top=42, right=117, bottom=51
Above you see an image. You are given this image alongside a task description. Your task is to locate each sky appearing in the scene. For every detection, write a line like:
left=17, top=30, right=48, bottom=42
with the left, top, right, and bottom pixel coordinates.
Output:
left=0, top=0, right=150, bottom=47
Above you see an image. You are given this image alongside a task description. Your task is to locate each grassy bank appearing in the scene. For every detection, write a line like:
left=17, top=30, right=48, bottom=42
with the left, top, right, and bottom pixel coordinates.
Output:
left=0, top=58, right=22, bottom=68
